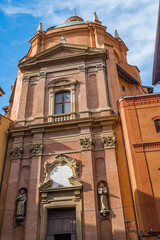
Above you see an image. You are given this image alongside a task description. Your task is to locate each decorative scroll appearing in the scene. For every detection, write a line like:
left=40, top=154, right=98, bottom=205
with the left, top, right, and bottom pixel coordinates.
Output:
left=29, top=143, right=43, bottom=156
left=79, top=138, right=95, bottom=151
left=39, top=154, right=82, bottom=191
left=10, top=147, right=23, bottom=159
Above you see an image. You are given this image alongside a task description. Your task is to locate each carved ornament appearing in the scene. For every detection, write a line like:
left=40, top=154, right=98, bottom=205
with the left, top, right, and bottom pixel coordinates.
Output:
left=96, top=63, right=106, bottom=71
left=29, top=143, right=44, bottom=156
left=39, top=154, right=82, bottom=191
left=39, top=71, right=47, bottom=79
left=79, top=138, right=95, bottom=151
left=10, top=147, right=23, bottom=159
left=22, top=75, right=30, bottom=82
left=78, top=65, right=87, bottom=72
left=102, top=135, right=116, bottom=149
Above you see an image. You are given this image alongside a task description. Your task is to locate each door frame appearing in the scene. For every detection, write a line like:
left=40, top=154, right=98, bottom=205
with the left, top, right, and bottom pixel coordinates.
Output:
left=40, top=188, right=82, bottom=240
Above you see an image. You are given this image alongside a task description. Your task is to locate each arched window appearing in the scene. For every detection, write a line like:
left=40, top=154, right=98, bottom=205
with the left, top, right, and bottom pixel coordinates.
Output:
left=155, top=119, right=160, bottom=133
left=55, top=92, right=71, bottom=114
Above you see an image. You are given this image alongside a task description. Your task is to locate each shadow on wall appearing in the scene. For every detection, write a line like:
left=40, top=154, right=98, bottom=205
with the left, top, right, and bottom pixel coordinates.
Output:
left=134, top=189, right=160, bottom=233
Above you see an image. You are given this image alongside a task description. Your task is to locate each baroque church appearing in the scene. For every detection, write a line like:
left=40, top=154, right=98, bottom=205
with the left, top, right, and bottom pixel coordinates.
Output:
left=1, top=12, right=160, bottom=240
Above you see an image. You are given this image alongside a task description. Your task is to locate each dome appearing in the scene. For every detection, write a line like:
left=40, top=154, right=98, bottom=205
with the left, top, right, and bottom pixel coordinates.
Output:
left=46, top=14, right=87, bottom=31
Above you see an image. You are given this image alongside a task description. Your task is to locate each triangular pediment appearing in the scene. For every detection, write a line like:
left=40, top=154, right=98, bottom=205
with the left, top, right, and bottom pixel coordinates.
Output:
left=19, top=43, right=108, bottom=71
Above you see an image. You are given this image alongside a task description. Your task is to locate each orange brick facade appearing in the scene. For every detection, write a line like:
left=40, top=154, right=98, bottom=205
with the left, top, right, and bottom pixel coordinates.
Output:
left=1, top=13, right=160, bottom=240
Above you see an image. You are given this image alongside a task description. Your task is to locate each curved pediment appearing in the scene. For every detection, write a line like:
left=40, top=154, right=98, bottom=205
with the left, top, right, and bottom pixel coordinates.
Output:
left=47, top=78, right=77, bottom=89
left=39, top=154, right=82, bottom=191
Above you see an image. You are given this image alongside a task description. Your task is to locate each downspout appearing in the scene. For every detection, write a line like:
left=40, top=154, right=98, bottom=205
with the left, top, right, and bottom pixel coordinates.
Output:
left=0, top=122, right=12, bottom=197
left=117, top=100, right=140, bottom=240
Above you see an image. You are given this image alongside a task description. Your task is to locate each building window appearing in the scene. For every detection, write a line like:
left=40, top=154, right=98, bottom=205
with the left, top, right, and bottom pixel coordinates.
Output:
left=155, top=119, right=160, bottom=133
left=47, top=78, right=77, bottom=122
left=122, top=85, right=125, bottom=92
left=55, top=92, right=71, bottom=114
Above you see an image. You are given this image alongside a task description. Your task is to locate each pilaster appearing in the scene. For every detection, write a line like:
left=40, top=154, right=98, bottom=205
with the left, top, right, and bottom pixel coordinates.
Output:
left=96, top=63, right=110, bottom=113
left=78, top=65, right=89, bottom=118
left=36, top=71, right=47, bottom=123
left=101, top=130, right=126, bottom=240
left=17, top=75, right=30, bottom=125
left=79, top=127, right=98, bottom=240
left=1, top=140, right=23, bottom=240
left=24, top=134, right=43, bottom=240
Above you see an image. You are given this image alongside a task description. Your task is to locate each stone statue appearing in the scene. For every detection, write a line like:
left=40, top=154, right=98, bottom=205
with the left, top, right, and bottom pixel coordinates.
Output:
left=15, top=189, right=27, bottom=223
left=98, top=182, right=109, bottom=216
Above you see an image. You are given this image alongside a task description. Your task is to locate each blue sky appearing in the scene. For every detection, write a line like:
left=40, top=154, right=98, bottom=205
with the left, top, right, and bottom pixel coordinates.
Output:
left=0, top=0, right=160, bottom=114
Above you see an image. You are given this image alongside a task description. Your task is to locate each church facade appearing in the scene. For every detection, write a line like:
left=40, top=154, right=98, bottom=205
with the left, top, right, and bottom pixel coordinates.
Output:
left=1, top=13, right=160, bottom=240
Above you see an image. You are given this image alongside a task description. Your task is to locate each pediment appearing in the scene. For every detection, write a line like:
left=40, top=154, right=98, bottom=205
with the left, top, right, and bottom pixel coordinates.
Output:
left=19, top=43, right=108, bottom=71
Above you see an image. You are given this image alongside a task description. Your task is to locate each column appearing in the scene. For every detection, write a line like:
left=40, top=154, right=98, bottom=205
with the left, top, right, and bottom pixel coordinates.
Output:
left=1, top=144, right=23, bottom=240
left=101, top=130, right=126, bottom=240
left=24, top=135, right=43, bottom=240
left=79, top=127, right=98, bottom=240
left=36, top=71, right=46, bottom=123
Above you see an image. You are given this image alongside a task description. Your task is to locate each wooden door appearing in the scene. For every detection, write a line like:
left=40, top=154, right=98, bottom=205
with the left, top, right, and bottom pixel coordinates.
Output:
left=46, top=208, right=76, bottom=240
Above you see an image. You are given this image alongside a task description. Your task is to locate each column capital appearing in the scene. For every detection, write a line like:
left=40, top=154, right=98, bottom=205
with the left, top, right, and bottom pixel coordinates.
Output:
left=79, top=137, right=95, bottom=151
left=29, top=143, right=44, bottom=156
left=96, top=62, right=106, bottom=71
left=102, top=135, right=116, bottom=149
left=39, top=71, right=47, bottom=79
left=78, top=65, right=87, bottom=72
left=23, top=75, right=30, bottom=82
left=10, top=146, right=23, bottom=159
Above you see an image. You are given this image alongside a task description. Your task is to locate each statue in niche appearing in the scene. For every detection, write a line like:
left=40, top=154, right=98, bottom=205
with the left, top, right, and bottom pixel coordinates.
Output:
left=72, top=159, right=80, bottom=179
left=15, top=189, right=27, bottom=223
left=98, top=182, right=109, bottom=217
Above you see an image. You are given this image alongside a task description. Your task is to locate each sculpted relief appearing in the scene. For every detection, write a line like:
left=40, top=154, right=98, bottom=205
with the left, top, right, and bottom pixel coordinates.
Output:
left=39, top=154, right=82, bottom=191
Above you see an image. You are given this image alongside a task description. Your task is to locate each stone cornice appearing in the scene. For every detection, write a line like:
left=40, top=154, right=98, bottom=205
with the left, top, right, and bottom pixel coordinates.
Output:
left=133, top=142, right=160, bottom=149
left=10, top=116, right=118, bottom=136
left=117, top=64, right=138, bottom=84
left=118, top=93, right=160, bottom=108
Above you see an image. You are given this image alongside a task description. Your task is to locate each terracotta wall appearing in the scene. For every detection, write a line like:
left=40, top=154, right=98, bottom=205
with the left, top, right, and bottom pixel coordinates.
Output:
left=118, top=94, right=160, bottom=235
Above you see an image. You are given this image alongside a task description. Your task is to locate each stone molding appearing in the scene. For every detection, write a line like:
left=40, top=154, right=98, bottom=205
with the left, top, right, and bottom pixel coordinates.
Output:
left=29, top=143, right=44, bottom=156
left=39, top=71, right=47, bottom=79
left=102, top=135, right=116, bottom=149
left=10, top=147, right=23, bottom=159
left=133, top=142, right=160, bottom=149
left=96, top=62, right=106, bottom=71
left=22, top=75, right=30, bottom=82
left=39, top=154, right=81, bottom=191
left=78, top=65, right=87, bottom=72
left=79, top=138, right=95, bottom=151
